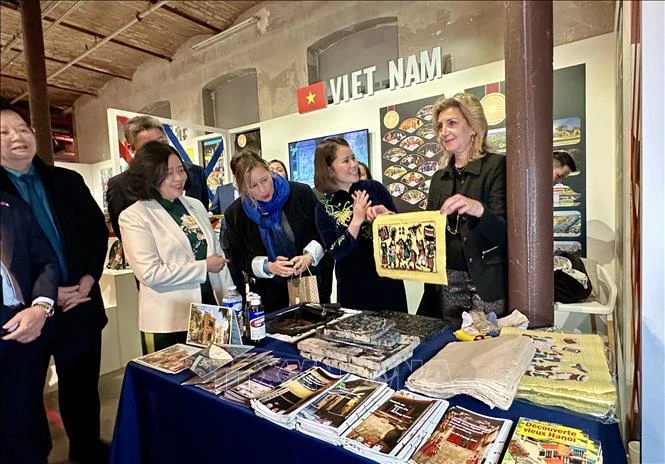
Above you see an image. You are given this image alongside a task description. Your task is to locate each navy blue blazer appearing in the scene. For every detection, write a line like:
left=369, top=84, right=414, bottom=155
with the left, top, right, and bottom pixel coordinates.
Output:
left=0, top=191, right=59, bottom=306
left=0, top=157, right=108, bottom=328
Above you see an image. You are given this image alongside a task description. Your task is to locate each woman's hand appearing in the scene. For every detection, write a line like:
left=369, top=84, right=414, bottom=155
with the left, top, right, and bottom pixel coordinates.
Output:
left=440, top=194, right=484, bottom=218
left=206, top=254, right=228, bottom=273
left=290, top=253, right=313, bottom=275
left=267, top=256, right=295, bottom=278
left=351, top=190, right=371, bottom=225
left=366, top=204, right=393, bottom=223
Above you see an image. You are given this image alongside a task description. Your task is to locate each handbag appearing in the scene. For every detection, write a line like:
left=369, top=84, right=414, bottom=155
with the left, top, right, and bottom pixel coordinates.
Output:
left=287, top=268, right=320, bottom=305
left=554, top=251, right=592, bottom=303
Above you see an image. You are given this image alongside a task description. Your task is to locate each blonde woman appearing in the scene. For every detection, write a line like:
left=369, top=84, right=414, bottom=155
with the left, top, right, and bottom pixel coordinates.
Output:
left=223, top=149, right=324, bottom=312
left=417, top=93, right=507, bottom=325
left=119, top=142, right=234, bottom=353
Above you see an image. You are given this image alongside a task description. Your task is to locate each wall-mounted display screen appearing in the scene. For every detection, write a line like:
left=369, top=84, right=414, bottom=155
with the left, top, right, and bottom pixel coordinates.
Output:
left=288, top=129, right=370, bottom=187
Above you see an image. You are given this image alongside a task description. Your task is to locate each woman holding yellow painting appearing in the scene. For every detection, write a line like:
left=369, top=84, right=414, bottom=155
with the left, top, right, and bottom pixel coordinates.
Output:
left=417, top=93, right=507, bottom=325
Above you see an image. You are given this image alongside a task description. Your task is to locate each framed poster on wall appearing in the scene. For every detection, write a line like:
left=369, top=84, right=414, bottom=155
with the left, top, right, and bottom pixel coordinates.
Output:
left=466, top=64, right=588, bottom=256
left=379, top=96, right=442, bottom=212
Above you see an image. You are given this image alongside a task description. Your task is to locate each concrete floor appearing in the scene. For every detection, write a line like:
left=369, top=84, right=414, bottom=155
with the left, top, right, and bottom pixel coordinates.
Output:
left=45, top=368, right=124, bottom=464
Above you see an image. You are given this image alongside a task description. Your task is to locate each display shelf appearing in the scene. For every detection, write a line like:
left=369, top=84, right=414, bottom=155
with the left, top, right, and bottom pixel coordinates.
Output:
left=99, top=269, right=142, bottom=374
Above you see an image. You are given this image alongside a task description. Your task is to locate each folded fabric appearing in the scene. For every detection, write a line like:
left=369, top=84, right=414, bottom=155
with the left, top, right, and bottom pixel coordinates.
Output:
left=500, top=327, right=617, bottom=418
left=405, top=335, right=535, bottom=410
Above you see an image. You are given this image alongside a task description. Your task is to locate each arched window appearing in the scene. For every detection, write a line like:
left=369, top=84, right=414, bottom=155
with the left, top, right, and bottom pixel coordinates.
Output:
left=202, top=69, right=259, bottom=129
left=308, top=18, right=398, bottom=100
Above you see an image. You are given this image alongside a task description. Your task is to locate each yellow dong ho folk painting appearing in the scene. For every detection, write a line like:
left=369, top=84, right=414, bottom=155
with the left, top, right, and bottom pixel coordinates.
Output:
left=372, top=211, right=447, bottom=285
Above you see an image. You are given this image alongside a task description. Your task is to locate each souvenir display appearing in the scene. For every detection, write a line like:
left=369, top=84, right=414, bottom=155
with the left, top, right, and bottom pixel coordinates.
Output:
left=466, top=64, right=587, bottom=255
left=372, top=211, right=447, bottom=285
left=380, top=95, right=440, bottom=212
left=500, top=328, right=617, bottom=418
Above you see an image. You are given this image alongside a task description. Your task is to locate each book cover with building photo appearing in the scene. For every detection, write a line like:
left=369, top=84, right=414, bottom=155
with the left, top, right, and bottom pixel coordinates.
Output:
left=466, top=64, right=588, bottom=255
left=501, top=417, right=602, bottom=464
left=410, top=406, right=513, bottom=464
left=380, top=95, right=442, bottom=212
left=186, top=303, right=234, bottom=347
left=343, top=390, right=442, bottom=456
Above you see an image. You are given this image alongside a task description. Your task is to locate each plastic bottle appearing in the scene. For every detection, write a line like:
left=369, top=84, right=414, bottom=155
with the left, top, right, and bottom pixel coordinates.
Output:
left=221, top=286, right=244, bottom=340
left=245, top=294, right=266, bottom=345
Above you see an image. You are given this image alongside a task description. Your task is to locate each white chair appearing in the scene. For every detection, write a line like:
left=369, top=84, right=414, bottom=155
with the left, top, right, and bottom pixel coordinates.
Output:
left=555, top=264, right=617, bottom=317
left=555, top=263, right=618, bottom=361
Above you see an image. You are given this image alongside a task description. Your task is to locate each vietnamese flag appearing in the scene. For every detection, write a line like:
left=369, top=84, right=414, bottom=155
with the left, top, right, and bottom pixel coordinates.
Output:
left=296, top=81, right=328, bottom=113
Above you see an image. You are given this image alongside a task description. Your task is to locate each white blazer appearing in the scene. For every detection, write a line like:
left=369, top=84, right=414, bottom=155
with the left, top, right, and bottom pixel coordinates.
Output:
left=119, top=195, right=234, bottom=333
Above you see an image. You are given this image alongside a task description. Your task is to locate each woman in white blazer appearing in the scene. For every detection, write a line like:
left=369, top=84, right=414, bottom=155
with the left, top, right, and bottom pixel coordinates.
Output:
left=119, top=142, right=234, bottom=354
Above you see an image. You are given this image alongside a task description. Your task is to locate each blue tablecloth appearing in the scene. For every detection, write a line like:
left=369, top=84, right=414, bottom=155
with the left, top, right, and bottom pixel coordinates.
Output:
left=110, top=327, right=626, bottom=463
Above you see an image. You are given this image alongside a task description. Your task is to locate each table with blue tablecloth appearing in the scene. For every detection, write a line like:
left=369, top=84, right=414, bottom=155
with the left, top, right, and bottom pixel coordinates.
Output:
left=110, top=324, right=626, bottom=464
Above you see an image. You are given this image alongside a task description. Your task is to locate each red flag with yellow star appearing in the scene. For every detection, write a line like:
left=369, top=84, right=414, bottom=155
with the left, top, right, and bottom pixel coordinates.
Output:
left=296, top=81, right=327, bottom=113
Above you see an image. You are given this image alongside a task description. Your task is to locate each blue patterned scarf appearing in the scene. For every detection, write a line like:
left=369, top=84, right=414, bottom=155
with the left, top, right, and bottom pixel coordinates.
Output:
left=241, top=173, right=295, bottom=260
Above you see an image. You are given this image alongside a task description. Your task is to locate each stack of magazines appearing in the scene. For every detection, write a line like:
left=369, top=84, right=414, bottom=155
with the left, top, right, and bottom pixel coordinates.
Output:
left=297, top=313, right=420, bottom=379
left=295, top=374, right=391, bottom=445
left=341, top=390, right=449, bottom=464
left=406, top=336, right=536, bottom=410
left=409, top=405, right=513, bottom=464
left=222, top=359, right=306, bottom=406
left=183, top=351, right=278, bottom=394
left=250, top=366, right=343, bottom=429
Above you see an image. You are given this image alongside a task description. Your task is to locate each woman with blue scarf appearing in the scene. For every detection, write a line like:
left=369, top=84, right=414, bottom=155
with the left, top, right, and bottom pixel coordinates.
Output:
left=223, top=149, right=324, bottom=312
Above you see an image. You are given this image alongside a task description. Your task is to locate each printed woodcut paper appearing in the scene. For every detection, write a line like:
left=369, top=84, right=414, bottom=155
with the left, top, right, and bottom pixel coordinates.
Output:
left=500, top=328, right=617, bottom=417
left=372, top=211, right=446, bottom=285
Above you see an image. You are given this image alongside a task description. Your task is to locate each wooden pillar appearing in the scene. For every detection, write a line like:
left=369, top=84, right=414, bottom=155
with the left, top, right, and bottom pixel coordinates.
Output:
left=504, top=1, right=554, bottom=327
left=20, top=0, right=53, bottom=164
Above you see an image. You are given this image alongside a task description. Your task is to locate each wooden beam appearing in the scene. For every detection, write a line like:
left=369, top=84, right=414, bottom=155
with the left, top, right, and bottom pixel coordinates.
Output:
left=162, top=5, right=222, bottom=33
left=1, top=73, right=98, bottom=96
left=0, top=2, right=172, bottom=62
left=41, top=17, right=173, bottom=62
left=8, top=47, right=133, bottom=80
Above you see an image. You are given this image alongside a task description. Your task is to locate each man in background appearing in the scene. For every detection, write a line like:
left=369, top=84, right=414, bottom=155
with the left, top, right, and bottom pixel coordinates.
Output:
left=0, top=99, right=109, bottom=463
left=552, top=150, right=577, bottom=185
left=1, top=191, right=59, bottom=464
left=107, top=114, right=209, bottom=240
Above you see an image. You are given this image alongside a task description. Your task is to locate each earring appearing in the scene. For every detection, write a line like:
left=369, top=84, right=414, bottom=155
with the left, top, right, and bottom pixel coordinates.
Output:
left=471, top=133, right=476, bottom=142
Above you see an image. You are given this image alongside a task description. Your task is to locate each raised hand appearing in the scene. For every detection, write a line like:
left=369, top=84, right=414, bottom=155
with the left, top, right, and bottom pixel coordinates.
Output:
left=440, top=194, right=484, bottom=218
